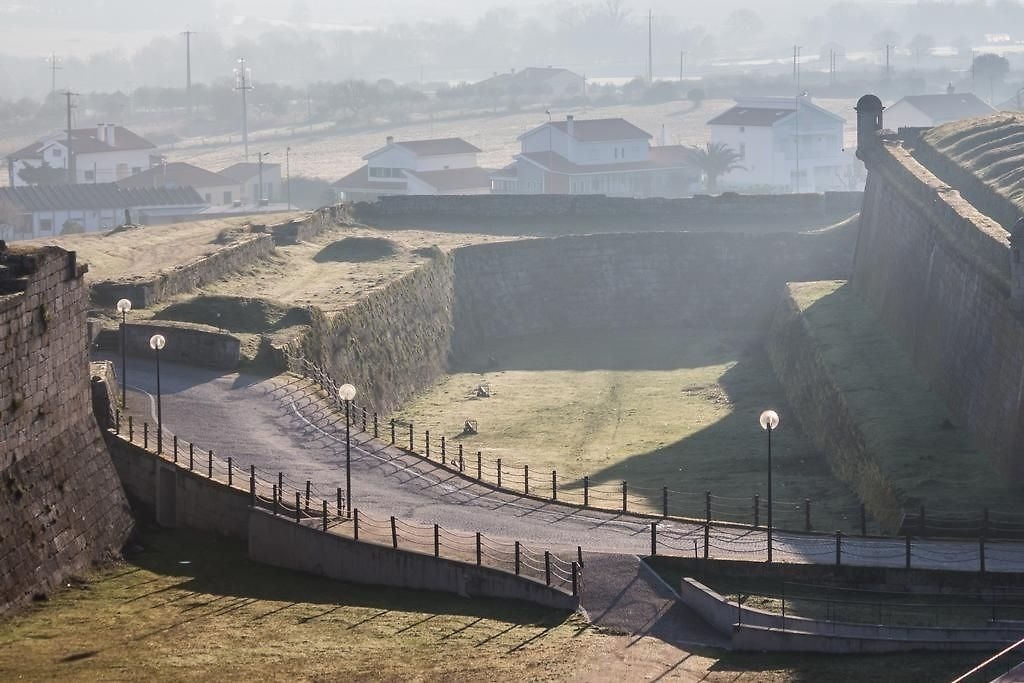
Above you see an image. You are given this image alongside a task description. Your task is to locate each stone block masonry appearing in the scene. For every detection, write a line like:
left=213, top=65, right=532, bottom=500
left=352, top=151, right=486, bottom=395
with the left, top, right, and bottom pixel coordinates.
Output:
left=855, top=140, right=1024, bottom=478
left=0, top=244, right=132, bottom=616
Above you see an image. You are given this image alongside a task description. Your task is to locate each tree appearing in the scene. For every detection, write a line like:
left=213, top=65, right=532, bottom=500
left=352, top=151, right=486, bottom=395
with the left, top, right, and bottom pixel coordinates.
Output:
left=687, top=88, right=706, bottom=108
left=17, top=161, right=67, bottom=186
left=684, top=142, right=744, bottom=193
left=973, top=53, right=1011, bottom=103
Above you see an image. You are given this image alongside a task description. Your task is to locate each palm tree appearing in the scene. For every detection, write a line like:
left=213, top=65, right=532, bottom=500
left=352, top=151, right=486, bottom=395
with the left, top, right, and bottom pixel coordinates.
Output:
left=684, top=142, right=744, bottom=193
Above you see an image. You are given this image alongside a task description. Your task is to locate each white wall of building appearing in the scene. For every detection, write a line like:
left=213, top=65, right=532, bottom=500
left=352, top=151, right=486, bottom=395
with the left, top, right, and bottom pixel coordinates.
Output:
left=883, top=101, right=934, bottom=128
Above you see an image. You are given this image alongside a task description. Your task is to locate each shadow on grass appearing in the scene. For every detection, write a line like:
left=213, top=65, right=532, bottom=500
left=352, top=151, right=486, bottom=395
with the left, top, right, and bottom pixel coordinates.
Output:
left=124, top=522, right=569, bottom=628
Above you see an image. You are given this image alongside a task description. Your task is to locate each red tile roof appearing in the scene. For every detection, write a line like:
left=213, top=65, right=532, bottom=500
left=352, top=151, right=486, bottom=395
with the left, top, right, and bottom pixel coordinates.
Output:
left=332, top=164, right=407, bottom=191
left=405, top=167, right=492, bottom=192
left=8, top=126, right=155, bottom=160
left=118, top=162, right=234, bottom=190
left=539, top=118, right=653, bottom=142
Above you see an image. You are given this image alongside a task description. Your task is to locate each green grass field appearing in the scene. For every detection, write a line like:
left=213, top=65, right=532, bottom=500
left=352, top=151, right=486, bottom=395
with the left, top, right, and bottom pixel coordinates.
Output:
left=393, top=326, right=865, bottom=531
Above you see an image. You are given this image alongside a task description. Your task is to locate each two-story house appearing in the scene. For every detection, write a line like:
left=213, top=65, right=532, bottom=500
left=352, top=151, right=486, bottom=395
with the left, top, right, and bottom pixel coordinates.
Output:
left=496, top=116, right=698, bottom=197
left=332, top=137, right=492, bottom=201
left=707, top=96, right=857, bottom=193
left=6, top=124, right=156, bottom=186
left=220, top=162, right=282, bottom=206
left=118, top=162, right=241, bottom=207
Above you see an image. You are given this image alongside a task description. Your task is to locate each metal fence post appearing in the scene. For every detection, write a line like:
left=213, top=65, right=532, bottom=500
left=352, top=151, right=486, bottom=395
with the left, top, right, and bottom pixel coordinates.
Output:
left=514, top=541, right=520, bottom=575
left=835, top=530, right=842, bottom=567
left=754, top=494, right=760, bottom=528
left=362, top=406, right=367, bottom=432
left=476, top=451, right=481, bottom=479
left=584, top=476, right=589, bottom=507
left=459, top=451, right=464, bottom=473
left=115, top=410, right=121, bottom=435
left=622, top=481, right=627, bottom=512
left=391, top=516, right=398, bottom=548
left=524, top=465, right=529, bottom=495
left=651, top=522, right=657, bottom=556
left=207, top=450, right=213, bottom=478
left=278, top=472, right=283, bottom=502
left=545, top=551, right=551, bottom=586
left=143, top=422, right=148, bottom=449
left=408, top=423, right=413, bottom=451
left=305, top=480, right=311, bottom=513
left=189, top=444, right=194, bottom=471
left=425, top=431, right=430, bottom=459
left=337, top=487, right=343, bottom=517
left=323, top=501, right=328, bottom=531
left=476, top=532, right=482, bottom=566
left=173, top=435, right=178, bottom=463
left=572, top=562, right=578, bottom=597
left=497, top=459, right=502, bottom=488
left=295, top=492, right=301, bottom=523
left=373, top=413, right=379, bottom=438
left=704, top=523, right=710, bottom=559
left=905, top=534, right=912, bottom=569
left=805, top=499, right=812, bottom=533
left=578, top=546, right=584, bottom=568
left=441, top=436, right=446, bottom=463
left=553, top=471, right=558, bottom=500
left=434, top=524, right=440, bottom=557
left=228, top=457, right=233, bottom=486
left=390, top=419, right=395, bottom=444
left=354, top=509, right=360, bottom=539
left=128, top=415, right=133, bottom=442
left=272, top=485, right=278, bottom=515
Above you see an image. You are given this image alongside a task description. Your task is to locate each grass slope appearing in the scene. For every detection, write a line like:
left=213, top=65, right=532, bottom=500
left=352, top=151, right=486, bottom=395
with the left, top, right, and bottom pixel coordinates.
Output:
left=790, top=281, right=1023, bottom=514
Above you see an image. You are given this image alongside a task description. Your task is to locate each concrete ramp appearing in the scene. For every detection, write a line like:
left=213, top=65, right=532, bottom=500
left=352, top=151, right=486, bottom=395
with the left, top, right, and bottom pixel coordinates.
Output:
left=578, top=553, right=728, bottom=650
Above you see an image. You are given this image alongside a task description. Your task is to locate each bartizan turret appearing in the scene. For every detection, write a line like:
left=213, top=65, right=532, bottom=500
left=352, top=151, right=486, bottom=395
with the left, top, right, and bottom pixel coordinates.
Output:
left=855, top=94, right=884, bottom=161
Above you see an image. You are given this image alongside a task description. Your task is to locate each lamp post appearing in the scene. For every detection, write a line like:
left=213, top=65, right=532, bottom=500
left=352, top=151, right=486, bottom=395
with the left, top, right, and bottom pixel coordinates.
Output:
left=116, top=298, right=132, bottom=408
left=150, top=334, right=166, bottom=453
left=759, top=409, right=780, bottom=563
left=338, top=383, right=357, bottom=517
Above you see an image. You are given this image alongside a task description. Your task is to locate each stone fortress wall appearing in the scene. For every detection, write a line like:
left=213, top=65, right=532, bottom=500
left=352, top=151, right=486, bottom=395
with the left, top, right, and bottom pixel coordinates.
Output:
left=851, top=100, right=1024, bottom=478
left=0, top=245, right=132, bottom=616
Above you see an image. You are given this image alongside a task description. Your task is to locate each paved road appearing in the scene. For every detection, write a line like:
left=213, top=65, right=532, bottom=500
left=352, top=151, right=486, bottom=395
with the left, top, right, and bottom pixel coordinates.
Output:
left=109, top=356, right=1024, bottom=576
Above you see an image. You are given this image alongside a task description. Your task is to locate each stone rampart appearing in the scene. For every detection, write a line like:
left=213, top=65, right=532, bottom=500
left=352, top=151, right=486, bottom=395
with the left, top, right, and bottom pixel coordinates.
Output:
left=855, top=141, right=1024, bottom=477
left=0, top=245, right=132, bottom=616
left=269, top=204, right=350, bottom=245
left=451, top=229, right=857, bottom=355
left=92, top=233, right=275, bottom=309
left=122, top=321, right=241, bottom=370
left=358, top=192, right=863, bottom=222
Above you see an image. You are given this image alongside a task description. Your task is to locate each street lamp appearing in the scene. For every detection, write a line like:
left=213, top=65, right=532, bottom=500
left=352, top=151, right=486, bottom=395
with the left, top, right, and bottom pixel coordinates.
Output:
left=150, top=334, right=166, bottom=453
left=759, top=409, right=780, bottom=563
left=256, top=151, right=270, bottom=210
left=338, top=383, right=357, bottom=517
left=116, top=298, right=132, bottom=409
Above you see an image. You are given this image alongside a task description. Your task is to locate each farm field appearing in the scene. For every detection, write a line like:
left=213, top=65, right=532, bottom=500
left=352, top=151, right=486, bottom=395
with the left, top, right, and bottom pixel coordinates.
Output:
left=392, top=325, right=866, bottom=532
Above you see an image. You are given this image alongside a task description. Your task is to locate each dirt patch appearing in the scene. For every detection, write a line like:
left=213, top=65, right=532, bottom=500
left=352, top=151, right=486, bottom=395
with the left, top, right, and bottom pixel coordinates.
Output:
left=154, top=295, right=312, bottom=333
left=314, top=236, right=401, bottom=263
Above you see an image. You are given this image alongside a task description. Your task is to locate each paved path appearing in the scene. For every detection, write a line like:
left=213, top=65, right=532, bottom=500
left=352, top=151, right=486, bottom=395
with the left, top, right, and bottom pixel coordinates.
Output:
left=109, top=357, right=1024, bottom=641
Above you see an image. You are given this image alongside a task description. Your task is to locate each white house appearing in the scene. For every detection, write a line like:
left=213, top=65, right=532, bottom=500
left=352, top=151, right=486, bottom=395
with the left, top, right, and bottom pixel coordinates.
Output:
left=0, top=183, right=206, bottom=241
left=708, top=96, right=857, bottom=193
left=219, top=162, right=282, bottom=207
left=118, top=162, right=239, bottom=207
left=6, top=124, right=156, bottom=186
left=333, top=137, right=491, bottom=201
left=495, top=116, right=698, bottom=197
left=884, top=92, right=996, bottom=129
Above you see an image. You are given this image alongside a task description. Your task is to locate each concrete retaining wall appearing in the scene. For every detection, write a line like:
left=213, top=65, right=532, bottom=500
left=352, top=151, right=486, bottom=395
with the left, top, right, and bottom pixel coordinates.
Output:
left=679, top=578, right=1019, bottom=653
left=249, top=508, right=577, bottom=610
left=855, top=141, right=1024, bottom=478
left=121, top=321, right=240, bottom=370
left=359, top=192, right=863, bottom=221
left=0, top=245, right=132, bottom=616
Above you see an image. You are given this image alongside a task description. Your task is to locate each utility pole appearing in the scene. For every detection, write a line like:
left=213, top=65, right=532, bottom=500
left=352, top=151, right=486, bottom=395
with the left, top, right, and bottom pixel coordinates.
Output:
left=286, top=146, right=291, bottom=209
left=256, top=151, right=270, bottom=209
left=793, top=46, right=801, bottom=194
left=181, top=30, right=196, bottom=117
left=680, top=50, right=686, bottom=82
left=234, top=57, right=253, bottom=161
left=885, top=44, right=892, bottom=79
left=648, top=9, right=654, bottom=83
left=65, top=90, right=78, bottom=184
left=48, top=52, right=62, bottom=107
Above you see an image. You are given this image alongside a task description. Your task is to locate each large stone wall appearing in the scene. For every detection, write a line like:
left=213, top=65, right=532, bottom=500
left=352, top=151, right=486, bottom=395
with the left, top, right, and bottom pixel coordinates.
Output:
left=0, top=245, right=132, bottom=615
left=122, top=321, right=241, bottom=370
left=358, top=192, right=863, bottom=222
left=854, top=140, right=1024, bottom=477
left=451, top=229, right=857, bottom=355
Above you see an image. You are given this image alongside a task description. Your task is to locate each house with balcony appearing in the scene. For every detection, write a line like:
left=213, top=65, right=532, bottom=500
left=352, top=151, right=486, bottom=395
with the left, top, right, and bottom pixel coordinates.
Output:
left=332, top=137, right=492, bottom=201
left=494, top=116, right=698, bottom=197
left=707, top=96, right=858, bottom=192
left=6, top=124, right=156, bottom=186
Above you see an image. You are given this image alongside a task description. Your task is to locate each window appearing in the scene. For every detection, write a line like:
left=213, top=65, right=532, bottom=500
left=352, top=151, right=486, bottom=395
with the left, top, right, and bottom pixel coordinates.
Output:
left=51, top=148, right=62, bottom=157
left=84, top=170, right=95, bottom=181
left=223, top=191, right=232, bottom=204
left=40, top=219, right=53, bottom=232
left=739, top=143, right=746, bottom=160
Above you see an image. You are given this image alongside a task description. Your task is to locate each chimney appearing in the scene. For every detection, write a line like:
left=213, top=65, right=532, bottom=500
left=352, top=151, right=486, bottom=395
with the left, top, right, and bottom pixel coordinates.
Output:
left=386, top=135, right=394, bottom=145
left=106, top=124, right=116, bottom=147
left=96, top=124, right=106, bottom=143
left=566, top=114, right=575, bottom=138
left=947, top=82, right=956, bottom=95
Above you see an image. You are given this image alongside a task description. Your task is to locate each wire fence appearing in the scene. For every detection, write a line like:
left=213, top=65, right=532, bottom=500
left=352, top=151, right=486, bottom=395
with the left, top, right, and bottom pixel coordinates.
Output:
left=110, top=410, right=581, bottom=598
left=284, top=351, right=1024, bottom=543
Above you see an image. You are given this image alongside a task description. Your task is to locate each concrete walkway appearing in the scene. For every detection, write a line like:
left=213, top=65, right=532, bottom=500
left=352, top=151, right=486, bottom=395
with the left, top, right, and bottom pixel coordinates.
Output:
left=579, top=552, right=729, bottom=649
